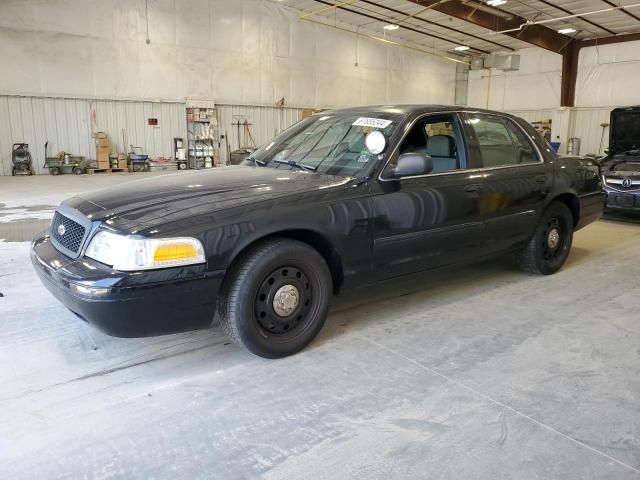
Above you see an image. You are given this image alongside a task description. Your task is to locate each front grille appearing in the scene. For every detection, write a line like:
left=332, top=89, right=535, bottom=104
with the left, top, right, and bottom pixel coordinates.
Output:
left=604, top=176, right=640, bottom=190
left=51, top=211, right=86, bottom=254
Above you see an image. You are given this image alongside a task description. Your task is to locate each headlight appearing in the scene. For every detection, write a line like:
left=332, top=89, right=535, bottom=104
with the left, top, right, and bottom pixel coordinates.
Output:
left=85, top=231, right=206, bottom=271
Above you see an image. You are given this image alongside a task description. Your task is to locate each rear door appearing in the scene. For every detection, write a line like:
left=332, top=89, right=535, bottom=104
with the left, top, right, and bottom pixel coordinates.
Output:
left=462, top=113, right=552, bottom=253
left=369, top=113, right=486, bottom=280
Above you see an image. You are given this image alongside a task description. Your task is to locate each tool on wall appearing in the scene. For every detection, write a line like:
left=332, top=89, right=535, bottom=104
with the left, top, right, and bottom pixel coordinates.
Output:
left=231, top=117, right=256, bottom=150
left=43, top=141, right=48, bottom=169
left=598, top=122, right=610, bottom=154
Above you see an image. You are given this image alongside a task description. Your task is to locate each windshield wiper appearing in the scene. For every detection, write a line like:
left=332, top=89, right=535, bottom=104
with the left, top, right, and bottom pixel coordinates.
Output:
left=273, top=159, right=317, bottom=172
left=246, top=157, right=266, bottom=166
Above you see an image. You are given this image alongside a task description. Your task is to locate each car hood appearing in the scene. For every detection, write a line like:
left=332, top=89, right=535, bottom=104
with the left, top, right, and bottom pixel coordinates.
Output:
left=604, top=159, right=640, bottom=177
left=64, top=166, right=352, bottom=232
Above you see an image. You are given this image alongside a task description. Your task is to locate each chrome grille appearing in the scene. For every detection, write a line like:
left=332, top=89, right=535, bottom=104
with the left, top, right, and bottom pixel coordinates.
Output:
left=51, top=211, right=86, bottom=255
left=604, top=176, right=640, bottom=190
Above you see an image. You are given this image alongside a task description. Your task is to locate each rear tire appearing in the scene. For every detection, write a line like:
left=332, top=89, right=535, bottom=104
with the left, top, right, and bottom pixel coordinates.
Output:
left=218, top=238, right=332, bottom=358
left=518, top=202, right=574, bottom=275
left=50, top=167, right=60, bottom=176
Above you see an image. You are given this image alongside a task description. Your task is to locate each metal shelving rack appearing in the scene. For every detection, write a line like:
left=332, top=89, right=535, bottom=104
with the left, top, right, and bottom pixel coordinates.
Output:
left=186, top=107, right=219, bottom=169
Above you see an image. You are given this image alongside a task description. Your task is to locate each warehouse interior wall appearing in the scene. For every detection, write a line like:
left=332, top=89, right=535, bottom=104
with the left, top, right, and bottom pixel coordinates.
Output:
left=0, top=0, right=456, bottom=108
left=467, top=42, right=640, bottom=156
left=0, top=0, right=457, bottom=175
left=466, top=48, right=562, bottom=111
left=576, top=40, right=640, bottom=108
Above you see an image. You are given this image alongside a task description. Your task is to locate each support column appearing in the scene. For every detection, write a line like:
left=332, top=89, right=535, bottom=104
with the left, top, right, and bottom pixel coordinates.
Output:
left=560, top=41, right=580, bottom=107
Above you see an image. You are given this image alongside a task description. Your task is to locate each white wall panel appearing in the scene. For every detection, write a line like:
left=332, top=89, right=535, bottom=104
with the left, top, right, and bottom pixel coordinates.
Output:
left=0, top=96, right=187, bottom=175
left=0, top=0, right=456, bottom=108
left=576, top=41, right=640, bottom=108
left=467, top=48, right=562, bottom=111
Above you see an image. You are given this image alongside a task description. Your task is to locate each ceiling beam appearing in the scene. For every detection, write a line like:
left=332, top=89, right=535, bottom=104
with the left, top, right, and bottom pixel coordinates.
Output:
left=310, top=0, right=491, bottom=54
left=579, top=32, right=640, bottom=48
left=406, top=0, right=572, bottom=53
left=357, top=0, right=515, bottom=51
left=534, top=0, right=617, bottom=36
left=600, top=0, right=640, bottom=23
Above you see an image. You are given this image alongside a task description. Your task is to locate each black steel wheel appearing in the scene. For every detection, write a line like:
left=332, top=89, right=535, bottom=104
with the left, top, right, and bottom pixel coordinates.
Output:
left=518, top=202, right=573, bottom=275
left=50, top=167, right=61, bottom=176
left=218, top=238, right=332, bottom=358
left=11, top=168, right=16, bottom=176
left=73, top=166, right=83, bottom=175
left=254, top=266, right=312, bottom=336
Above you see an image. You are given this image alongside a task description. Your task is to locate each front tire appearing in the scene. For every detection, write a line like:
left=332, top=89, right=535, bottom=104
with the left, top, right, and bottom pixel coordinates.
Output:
left=218, top=238, right=332, bottom=358
left=518, top=202, right=574, bottom=275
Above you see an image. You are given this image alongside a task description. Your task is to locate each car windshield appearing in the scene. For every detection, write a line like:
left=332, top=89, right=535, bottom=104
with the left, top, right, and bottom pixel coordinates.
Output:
left=244, top=112, right=404, bottom=177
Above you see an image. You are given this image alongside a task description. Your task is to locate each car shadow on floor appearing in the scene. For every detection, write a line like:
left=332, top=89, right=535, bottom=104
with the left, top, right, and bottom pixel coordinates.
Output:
left=315, top=257, right=526, bottom=345
left=601, top=211, right=640, bottom=224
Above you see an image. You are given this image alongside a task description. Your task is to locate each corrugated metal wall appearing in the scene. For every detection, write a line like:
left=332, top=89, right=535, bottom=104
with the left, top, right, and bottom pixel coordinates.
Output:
left=0, top=96, right=305, bottom=175
left=0, top=96, right=614, bottom=174
left=507, top=108, right=572, bottom=154
left=215, top=104, right=305, bottom=164
left=0, top=96, right=187, bottom=175
left=570, top=108, right=612, bottom=156
left=507, top=107, right=614, bottom=156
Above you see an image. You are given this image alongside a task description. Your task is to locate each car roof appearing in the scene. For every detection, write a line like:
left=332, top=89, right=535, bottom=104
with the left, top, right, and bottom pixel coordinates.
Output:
left=324, top=104, right=514, bottom=117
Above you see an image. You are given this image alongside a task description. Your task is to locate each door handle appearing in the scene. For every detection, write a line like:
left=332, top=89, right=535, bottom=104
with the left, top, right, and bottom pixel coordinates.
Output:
left=535, top=175, right=548, bottom=185
left=464, top=184, right=481, bottom=193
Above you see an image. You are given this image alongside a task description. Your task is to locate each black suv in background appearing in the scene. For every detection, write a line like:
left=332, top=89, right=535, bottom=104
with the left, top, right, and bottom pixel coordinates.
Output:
left=602, top=106, right=640, bottom=213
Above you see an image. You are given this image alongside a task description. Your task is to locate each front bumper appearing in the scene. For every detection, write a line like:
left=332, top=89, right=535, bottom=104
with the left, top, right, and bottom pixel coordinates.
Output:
left=31, top=234, right=224, bottom=337
left=604, top=187, right=640, bottom=212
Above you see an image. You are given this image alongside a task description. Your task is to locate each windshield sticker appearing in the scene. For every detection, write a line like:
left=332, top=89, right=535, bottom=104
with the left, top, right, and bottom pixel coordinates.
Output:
left=353, top=117, right=393, bottom=129
left=357, top=154, right=370, bottom=163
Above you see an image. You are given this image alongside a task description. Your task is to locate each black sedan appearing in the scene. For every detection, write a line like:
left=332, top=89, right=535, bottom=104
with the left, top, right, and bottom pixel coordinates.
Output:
left=32, top=105, right=605, bottom=358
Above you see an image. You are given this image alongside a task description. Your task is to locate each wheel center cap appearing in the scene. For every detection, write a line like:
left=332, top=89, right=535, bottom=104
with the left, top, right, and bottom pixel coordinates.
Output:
left=548, top=228, right=560, bottom=249
left=273, top=285, right=300, bottom=317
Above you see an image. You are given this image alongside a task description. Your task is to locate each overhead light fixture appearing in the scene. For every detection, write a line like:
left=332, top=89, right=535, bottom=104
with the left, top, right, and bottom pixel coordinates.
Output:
left=558, top=27, right=577, bottom=34
left=383, top=24, right=400, bottom=31
left=454, top=45, right=471, bottom=51
left=487, top=0, right=507, bottom=6
left=463, top=0, right=513, bottom=19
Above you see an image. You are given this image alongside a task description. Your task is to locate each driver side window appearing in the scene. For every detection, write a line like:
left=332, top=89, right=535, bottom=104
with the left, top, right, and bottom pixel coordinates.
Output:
left=398, top=116, right=462, bottom=173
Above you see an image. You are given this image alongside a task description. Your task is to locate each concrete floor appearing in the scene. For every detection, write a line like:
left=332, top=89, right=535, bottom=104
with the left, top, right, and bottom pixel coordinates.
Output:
left=1, top=174, right=639, bottom=479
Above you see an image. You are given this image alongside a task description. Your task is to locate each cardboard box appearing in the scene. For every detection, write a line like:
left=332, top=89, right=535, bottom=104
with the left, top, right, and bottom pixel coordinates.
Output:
left=118, top=159, right=128, bottom=169
left=97, top=160, right=110, bottom=170
left=95, top=132, right=110, bottom=148
left=97, top=149, right=110, bottom=165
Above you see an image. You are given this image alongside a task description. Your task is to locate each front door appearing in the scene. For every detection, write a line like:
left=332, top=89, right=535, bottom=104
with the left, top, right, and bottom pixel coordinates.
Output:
left=370, top=113, right=485, bottom=280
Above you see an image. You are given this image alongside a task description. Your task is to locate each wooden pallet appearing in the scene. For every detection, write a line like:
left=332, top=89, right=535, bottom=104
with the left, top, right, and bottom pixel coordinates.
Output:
left=86, top=168, right=128, bottom=174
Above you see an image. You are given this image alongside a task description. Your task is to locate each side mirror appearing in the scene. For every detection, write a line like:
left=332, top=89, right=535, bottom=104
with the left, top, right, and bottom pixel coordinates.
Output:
left=603, top=148, right=609, bottom=155
left=392, top=153, right=433, bottom=177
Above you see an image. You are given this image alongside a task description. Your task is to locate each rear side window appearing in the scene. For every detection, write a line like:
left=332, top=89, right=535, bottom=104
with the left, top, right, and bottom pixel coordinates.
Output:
left=467, top=115, right=538, bottom=168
